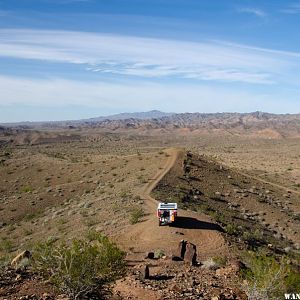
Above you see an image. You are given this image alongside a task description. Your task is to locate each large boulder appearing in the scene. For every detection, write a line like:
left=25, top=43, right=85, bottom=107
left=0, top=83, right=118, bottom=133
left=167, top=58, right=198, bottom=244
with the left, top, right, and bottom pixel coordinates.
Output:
left=144, top=265, right=150, bottom=279
left=146, top=252, right=155, bottom=259
left=172, top=240, right=187, bottom=261
left=184, top=242, right=197, bottom=265
left=178, top=240, right=187, bottom=259
left=11, top=250, right=31, bottom=268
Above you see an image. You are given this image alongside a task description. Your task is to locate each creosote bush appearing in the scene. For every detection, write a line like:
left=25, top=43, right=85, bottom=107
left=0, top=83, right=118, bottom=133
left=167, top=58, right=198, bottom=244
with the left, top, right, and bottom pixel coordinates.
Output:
left=130, top=207, right=144, bottom=224
left=241, top=251, right=300, bottom=300
left=32, top=231, right=126, bottom=299
left=212, top=255, right=227, bottom=267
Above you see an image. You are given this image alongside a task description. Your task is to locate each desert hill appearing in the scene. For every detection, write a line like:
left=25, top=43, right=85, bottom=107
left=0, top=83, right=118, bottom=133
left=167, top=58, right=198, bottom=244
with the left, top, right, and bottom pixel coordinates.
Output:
left=2, top=111, right=300, bottom=139
left=79, top=111, right=300, bottom=138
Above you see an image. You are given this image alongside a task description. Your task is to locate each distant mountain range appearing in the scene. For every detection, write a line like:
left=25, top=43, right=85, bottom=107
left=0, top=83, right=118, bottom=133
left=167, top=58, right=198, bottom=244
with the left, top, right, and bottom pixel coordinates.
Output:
left=78, top=111, right=300, bottom=138
left=1, top=111, right=300, bottom=139
left=0, top=110, right=174, bottom=126
left=81, top=110, right=174, bottom=122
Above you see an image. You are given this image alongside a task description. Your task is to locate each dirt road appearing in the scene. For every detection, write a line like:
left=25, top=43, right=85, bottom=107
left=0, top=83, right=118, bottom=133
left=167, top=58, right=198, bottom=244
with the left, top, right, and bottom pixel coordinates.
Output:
left=241, top=172, right=300, bottom=196
left=116, top=148, right=228, bottom=261
left=114, top=148, right=229, bottom=299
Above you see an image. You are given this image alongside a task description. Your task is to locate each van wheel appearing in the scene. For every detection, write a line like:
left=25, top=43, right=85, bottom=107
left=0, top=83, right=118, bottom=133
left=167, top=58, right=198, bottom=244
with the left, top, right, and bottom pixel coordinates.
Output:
left=158, top=221, right=162, bottom=226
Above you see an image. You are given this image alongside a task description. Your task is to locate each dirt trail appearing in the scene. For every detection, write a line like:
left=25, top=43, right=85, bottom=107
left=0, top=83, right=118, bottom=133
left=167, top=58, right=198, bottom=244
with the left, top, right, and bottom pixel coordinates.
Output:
left=116, top=148, right=228, bottom=261
left=240, top=172, right=300, bottom=196
left=114, top=148, right=229, bottom=299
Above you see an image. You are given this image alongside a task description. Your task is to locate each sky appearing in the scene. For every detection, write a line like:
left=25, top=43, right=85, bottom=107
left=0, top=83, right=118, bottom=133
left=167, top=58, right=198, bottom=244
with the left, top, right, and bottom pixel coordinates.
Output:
left=0, top=0, right=300, bottom=122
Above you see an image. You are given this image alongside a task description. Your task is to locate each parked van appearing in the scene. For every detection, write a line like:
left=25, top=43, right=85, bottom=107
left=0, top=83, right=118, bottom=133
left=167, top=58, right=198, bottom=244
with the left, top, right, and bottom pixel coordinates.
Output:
left=157, top=202, right=177, bottom=226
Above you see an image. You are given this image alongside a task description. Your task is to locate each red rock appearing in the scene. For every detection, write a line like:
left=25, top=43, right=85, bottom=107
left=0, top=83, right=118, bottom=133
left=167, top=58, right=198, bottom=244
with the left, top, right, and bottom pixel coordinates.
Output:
left=184, top=242, right=197, bottom=265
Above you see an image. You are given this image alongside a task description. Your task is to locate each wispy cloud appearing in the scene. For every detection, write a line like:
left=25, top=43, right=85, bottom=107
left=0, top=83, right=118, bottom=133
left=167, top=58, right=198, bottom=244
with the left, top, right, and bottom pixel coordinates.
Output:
left=280, top=3, right=300, bottom=14
left=0, top=75, right=297, bottom=116
left=0, top=29, right=299, bottom=85
left=237, top=7, right=267, bottom=18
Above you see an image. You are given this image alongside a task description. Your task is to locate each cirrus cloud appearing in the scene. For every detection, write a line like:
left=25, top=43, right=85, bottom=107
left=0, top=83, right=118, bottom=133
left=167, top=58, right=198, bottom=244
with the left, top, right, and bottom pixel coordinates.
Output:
left=1, top=28, right=300, bottom=85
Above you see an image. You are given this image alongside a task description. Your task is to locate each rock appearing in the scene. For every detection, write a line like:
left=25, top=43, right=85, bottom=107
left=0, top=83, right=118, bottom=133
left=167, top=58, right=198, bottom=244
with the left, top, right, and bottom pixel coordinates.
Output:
left=0, top=222, right=7, bottom=228
left=172, top=255, right=183, bottom=261
left=11, top=250, right=31, bottom=268
left=42, top=293, right=52, bottom=300
left=294, top=243, right=300, bottom=250
left=185, top=242, right=197, bottom=265
left=231, top=260, right=246, bottom=273
left=215, top=264, right=242, bottom=277
left=146, top=252, right=155, bottom=259
left=56, top=295, right=70, bottom=300
left=144, top=265, right=150, bottom=279
left=175, top=231, right=184, bottom=235
left=170, top=283, right=182, bottom=293
left=174, top=240, right=187, bottom=259
left=15, top=274, right=22, bottom=281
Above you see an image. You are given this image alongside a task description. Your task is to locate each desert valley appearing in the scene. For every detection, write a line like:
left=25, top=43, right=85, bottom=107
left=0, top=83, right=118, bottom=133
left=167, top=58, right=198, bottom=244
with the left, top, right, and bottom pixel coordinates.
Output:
left=0, top=111, right=299, bottom=299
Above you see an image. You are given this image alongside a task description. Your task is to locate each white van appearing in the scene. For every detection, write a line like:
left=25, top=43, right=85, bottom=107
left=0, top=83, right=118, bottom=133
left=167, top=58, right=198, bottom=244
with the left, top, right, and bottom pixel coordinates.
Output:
left=157, top=202, right=178, bottom=226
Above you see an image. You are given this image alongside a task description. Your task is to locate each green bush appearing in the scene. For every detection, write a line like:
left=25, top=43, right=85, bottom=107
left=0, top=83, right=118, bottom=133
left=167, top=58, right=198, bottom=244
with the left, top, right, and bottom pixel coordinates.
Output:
left=154, top=249, right=165, bottom=259
left=21, top=185, right=33, bottom=193
left=241, top=251, right=294, bottom=300
left=212, top=256, right=227, bottom=267
left=130, top=208, right=144, bottom=224
left=0, top=238, right=13, bottom=252
left=32, top=232, right=126, bottom=299
left=224, top=223, right=238, bottom=235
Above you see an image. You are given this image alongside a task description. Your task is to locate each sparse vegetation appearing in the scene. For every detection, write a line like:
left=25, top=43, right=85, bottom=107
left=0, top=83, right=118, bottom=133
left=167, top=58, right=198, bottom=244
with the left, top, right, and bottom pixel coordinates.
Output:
left=32, top=232, right=126, bottom=299
left=130, top=207, right=144, bottom=224
left=1, top=122, right=300, bottom=299
left=212, top=255, right=227, bottom=267
left=154, top=249, right=165, bottom=258
left=21, top=185, right=34, bottom=193
left=241, top=251, right=297, bottom=300
left=0, top=237, right=13, bottom=253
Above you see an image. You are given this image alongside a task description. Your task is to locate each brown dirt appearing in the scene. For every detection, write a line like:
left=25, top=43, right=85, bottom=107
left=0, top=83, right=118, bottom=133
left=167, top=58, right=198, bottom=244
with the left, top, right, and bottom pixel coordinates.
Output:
left=0, top=129, right=299, bottom=299
left=153, top=151, right=300, bottom=252
left=113, top=149, right=230, bottom=299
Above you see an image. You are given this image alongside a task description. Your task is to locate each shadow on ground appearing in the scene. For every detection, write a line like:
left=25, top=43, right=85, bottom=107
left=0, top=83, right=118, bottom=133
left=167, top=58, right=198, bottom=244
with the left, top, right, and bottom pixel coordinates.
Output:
left=150, top=274, right=174, bottom=281
left=172, top=216, right=223, bottom=231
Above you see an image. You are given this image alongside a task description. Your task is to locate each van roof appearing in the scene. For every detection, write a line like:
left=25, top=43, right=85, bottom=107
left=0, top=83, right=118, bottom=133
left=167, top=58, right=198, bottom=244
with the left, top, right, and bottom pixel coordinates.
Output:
left=158, top=202, right=177, bottom=209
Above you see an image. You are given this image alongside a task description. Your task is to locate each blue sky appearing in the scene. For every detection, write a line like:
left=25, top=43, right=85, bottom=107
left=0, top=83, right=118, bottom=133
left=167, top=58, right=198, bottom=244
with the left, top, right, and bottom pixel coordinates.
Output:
left=0, top=0, right=300, bottom=122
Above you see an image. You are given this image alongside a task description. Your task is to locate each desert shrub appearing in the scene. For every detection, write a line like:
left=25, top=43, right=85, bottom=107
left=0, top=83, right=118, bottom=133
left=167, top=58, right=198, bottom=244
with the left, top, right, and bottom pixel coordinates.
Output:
left=201, top=258, right=219, bottom=270
left=0, top=238, right=13, bottom=252
left=242, top=229, right=262, bottom=244
left=212, top=256, right=227, bottom=267
left=285, top=268, right=300, bottom=292
left=154, top=249, right=165, bottom=259
left=224, top=223, right=239, bottom=235
left=241, top=251, right=294, bottom=300
left=137, top=174, right=148, bottom=183
left=130, top=208, right=144, bottom=224
left=0, top=254, right=11, bottom=267
left=119, top=191, right=129, bottom=198
left=84, top=217, right=99, bottom=227
left=21, top=185, right=33, bottom=193
left=32, top=232, right=126, bottom=299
